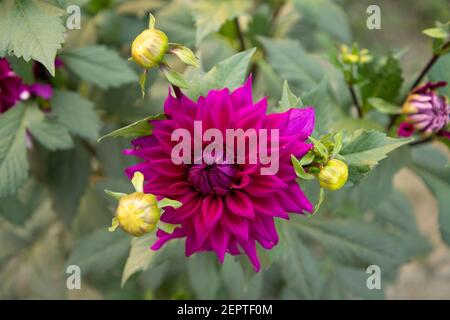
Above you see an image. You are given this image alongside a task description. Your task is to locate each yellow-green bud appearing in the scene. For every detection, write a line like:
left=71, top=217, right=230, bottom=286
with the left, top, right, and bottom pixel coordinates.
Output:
left=115, top=192, right=161, bottom=236
left=131, top=29, right=168, bottom=69
left=318, top=159, right=348, bottom=191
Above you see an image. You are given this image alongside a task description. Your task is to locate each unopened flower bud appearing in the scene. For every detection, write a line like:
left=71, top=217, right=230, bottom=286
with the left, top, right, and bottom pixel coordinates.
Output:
left=318, top=159, right=348, bottom=191
left=131, top=14, right=168, bottom=69
left=401, top=81, right=450, bottom=136
left=340, top=44, right=372, bottom=65
left=115, top=192, right=160, bottom=236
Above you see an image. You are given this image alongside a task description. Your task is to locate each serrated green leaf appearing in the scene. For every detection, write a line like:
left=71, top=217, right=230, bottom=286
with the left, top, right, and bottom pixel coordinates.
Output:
left=121, top=234, right=156, bottom=287
left=192, top=0, right=252, bottom=44
left=338, top=129, right=412, bottom=183
left=28, top=120, right=74, bottom=151
left=60, top=46, right=137, bottom=89
left=51, top=90, right=100, bottom=141
left=98, top=114, right=165, bottom=142
left=187, top=48, right=256, bottom=100
left=0, top=0, right=66, bottom=76
left=68, top=228, right=130, bottom=275
left=0, top=105, right=29, bottom=197
left=360, top=55, right=403, bottom=107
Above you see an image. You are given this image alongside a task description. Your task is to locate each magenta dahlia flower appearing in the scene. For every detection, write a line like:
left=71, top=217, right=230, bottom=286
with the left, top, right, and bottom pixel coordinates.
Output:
left=124, top=77, right=315, bottom=271
left=398, top=81, right=450, bottom=137
left=0, top=58, right=30, bottom=113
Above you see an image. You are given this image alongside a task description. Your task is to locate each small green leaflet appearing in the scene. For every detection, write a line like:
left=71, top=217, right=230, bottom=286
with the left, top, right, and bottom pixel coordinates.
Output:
left=0, top=104, right=35, bottom=197
left=291, top=155, right=315, bottom=180
left=168, top=43, right=200, bottom=68
left=0, top=0, right=66, bottom=76
left=278, top=81, right=303, bottom=110
left=104, top=189, right=126, bottom=200
left=60, top=46, right=138, bottom=89
left=98, top=114, right=166, bottom=142
left=422, top=22, right=450, bottom=39
left=338, top=129, right=413, bottom=183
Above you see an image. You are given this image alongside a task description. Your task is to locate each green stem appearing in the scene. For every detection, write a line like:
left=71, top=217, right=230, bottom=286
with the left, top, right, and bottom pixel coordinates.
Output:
left=172, top=84, right=183, bottom=99
left=348, top=84, right=363, bottom=118
left=234, top=17, right=245, bottom=52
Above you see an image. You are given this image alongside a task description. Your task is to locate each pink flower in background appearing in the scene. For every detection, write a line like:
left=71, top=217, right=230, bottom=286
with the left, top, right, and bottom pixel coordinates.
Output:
left=400, top=81, right=450, bottom=137
left=0, top=57, right=55, bottom=114
left=397, top=122, right=415, bottom=137
left=0, top=58, right=30, bottom=113
left=124, top=77, right=315, bottom=271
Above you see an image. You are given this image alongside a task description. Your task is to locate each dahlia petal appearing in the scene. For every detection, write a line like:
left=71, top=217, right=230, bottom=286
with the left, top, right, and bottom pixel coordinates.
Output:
left=198, top=94, right=235, bottom=132
left=226, top=190, right=255, bottom=218
left=250, top=195, right=289, bottom=219
left=236, top=97, right=267, bottom=129
left=246, top=174, right=288, bottom=195
left=227, top=238, right=241, bottom=255
left=29, top=83, right=53, bottom=99
left=278, top=184, right=314, bottom=213
left=238, top=239, right=260, bottom=272
left=164, top=88, right=197, bottom=116
left=230, top=75, right=253, bottom=110
left=151, top=227, right=187, bottom=251
left=284, top=107, right=315, bottom=138
left=221, top=213, right=249, bottom=241
left=210, top=226, right=230, bottom=263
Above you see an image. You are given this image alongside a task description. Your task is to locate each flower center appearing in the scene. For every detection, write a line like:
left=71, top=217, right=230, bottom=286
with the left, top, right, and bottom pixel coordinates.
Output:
left=188, top=162, right=237, bottom=196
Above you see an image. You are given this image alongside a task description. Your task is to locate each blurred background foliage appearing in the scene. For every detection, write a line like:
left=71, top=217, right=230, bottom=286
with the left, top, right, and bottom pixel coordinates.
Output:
left=0, top=0, right=449, bottom=299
